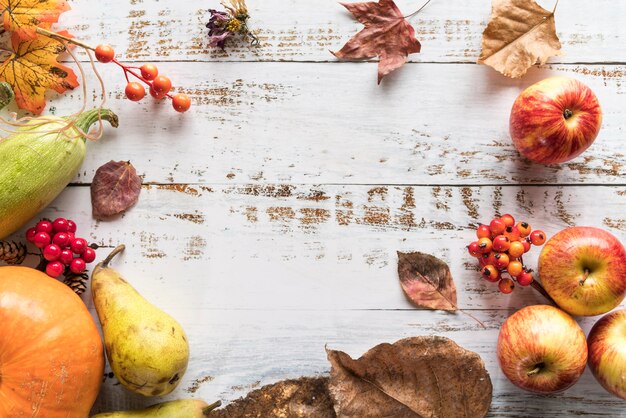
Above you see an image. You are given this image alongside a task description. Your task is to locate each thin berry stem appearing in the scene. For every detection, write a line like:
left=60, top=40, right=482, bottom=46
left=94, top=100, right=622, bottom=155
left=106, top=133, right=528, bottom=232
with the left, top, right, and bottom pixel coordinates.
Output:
left=35, top=27, right=95, bottom=51
left=530, top=280, right=556, bottom=305
left=404, top=0, right=433, bottom=19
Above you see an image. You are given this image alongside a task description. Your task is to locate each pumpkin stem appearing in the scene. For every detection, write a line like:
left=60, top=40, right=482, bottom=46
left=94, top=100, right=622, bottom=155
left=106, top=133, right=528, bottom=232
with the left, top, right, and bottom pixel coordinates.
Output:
left=73, top=108, right=119, bottom=135
left=101, top=245, right=126, bottom=268
left=202, top=400, right=222, bottom=415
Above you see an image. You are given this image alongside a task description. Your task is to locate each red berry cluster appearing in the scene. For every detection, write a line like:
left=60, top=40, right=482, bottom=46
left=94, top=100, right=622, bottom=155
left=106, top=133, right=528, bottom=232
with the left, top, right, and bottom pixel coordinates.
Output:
left=467, top=214, right=547, bottom=294
left=95, top=45, right=191, bottom=113
left=26, top=218, right=97, bottom=279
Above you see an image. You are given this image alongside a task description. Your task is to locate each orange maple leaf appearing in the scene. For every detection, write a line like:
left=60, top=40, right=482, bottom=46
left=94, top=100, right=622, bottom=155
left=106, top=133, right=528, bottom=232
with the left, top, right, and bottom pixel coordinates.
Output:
left=0, top=0, right=70, bottom=40
left=0, top=32, right=78, bottom=114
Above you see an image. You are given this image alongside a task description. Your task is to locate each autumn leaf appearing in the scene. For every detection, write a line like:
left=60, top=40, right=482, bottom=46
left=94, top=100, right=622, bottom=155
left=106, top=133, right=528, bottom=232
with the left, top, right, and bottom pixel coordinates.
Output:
left=327, top=336, right=493, bottom=418
left=210, top=377, right=336, bottom=418
left=0, top=0, right=70, bottom=40
left=332, top=0, right=421, bottom=84
left=397, top=251, right=458, bottom=312
left=0, top=32, right=78, bottom=114
left=91, top=161, right=142, bottom=219
left=477, top=0, right=562, bottom=78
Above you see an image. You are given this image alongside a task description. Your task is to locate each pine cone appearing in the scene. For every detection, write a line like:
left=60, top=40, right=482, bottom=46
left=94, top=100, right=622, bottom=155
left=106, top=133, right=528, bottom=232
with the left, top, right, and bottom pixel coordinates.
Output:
left=64, top=272, right=89, bottom=295
left=0, top=241, right=27, bottom=265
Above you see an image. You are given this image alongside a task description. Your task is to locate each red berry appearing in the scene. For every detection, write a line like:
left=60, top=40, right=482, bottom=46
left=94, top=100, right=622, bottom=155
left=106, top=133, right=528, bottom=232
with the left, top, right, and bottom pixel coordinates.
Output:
left=476, top=224, right=491, bottom=239
left=172, top=93, right=191, bottom=113
left=522, top=239, right=531, bottom=253
left=516, top=222, right=531, bottom=237
left=479, top=253, right=490, bottom=267
left=125, top=82, right=146, bottom=102
left=492, top=235, right=511, bottom=252
left=477, top=237, right=493, bottom=254
left=508, top=241, right=525, bottom=258
left=530, top=230, right=547, bottom=246
left=67, top=232, right=75, bottom=241
left=35, top=220, right=53, bottom=234
left=33, top=232, right=51, bottom=249
left=82, top=247, right=96, bottom=263
left=498, top=278, right=515, bottom=294
left=59, top=249, right=74, bottom=265
left=468, top=242, right=481, bottom=257
left=43, top=244, right=62, bottom=261
left=517, top=269, right=534, bottom=286
left=140, top=64, right=159, bottom=80
left=507, top=261, right=524, bottom=277
left=503, top=226, right=521, bottom=242
left=494, top=253, right=510, bottom=270
left=67, top=220, right=77, bottom=233
left=26, top=227, right=37, bottom=243
left=52, top=217, right=69, bottom=232
left=149, top=85, right=167, bottom=99
left=53, top=232, right=71, bottom=247
left=95, top=44, right=115, bottom=63
left=490, top=218, right=506, bottom=235
left=70, top=238, right=88, bottom=254
left=70, top=258, right=86, bottom=274
left=152, top=75, right=172, bottom=93
left=46, top=261, right=65, bottom=278
left=500, top=214, right=515, bottom=228
left=482, top=265, right=499, bottom=282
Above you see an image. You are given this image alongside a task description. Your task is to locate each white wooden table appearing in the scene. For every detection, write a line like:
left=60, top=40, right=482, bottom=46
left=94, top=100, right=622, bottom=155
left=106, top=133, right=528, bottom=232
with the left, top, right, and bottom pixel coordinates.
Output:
left=18, top=0, right=626, bottom=416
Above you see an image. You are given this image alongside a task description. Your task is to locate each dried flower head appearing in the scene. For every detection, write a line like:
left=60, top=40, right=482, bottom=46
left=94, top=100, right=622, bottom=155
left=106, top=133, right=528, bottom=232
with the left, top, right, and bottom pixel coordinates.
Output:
left=206, top=0, right=257, bottom=49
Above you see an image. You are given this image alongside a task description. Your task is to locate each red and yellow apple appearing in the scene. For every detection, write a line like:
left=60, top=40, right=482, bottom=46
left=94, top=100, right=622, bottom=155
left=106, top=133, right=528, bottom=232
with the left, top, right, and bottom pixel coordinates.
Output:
left=539, top=226, right=626, bottom=317
left=509, top=77, right=602, bottom=164
left=497, top=305, right=587, bottom=394
left=587, top=309, right=626, bottom=399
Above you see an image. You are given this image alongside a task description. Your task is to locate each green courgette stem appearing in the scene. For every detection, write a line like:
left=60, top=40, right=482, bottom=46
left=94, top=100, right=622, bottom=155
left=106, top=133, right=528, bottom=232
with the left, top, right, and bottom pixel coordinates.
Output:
left=202, top=400, right=222, bottom=415
left=73, top=108, right=119, bottom=135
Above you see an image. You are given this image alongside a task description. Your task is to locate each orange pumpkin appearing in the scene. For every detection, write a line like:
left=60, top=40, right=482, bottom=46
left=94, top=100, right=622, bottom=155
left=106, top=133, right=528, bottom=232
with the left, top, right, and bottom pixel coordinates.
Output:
left=0, top=266, right=104, bottom=417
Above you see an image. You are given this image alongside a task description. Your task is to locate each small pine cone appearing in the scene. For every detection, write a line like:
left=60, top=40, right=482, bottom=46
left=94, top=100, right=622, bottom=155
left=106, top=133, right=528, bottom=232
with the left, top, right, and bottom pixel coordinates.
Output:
left=0, top=241, right=27, bottom=265
left=64, top=272, right=89, bottom=295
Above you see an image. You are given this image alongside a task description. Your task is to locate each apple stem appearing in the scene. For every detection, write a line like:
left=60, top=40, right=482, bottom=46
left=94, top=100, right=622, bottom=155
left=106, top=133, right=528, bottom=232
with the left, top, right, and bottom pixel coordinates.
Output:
left=563, top=109, right=573, bottom=120
left=579, top=269, right=590, bottom=286
left=530, top=280, right=557, bottom=305
left=527, top=364, right=543, bottom=376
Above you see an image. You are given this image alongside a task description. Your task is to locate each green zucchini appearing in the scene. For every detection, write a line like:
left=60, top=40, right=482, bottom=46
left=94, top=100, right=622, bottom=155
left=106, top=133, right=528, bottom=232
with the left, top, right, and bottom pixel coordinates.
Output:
left=0, top=108, right=118, bottom=239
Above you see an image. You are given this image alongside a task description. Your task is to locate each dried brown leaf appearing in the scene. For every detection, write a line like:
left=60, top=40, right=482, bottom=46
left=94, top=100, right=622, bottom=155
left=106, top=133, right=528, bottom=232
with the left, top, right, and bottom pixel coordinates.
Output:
left=210, top=377, right=335, bottom=418
left=397, top=251, right=458, bottom=312
left=477, top=0, right=562, bottom=78
left=332, top=0, right=421, bottom=84
left=91, top=161, right=141, bottom=219
left=327, top=336, right=492, bottom=418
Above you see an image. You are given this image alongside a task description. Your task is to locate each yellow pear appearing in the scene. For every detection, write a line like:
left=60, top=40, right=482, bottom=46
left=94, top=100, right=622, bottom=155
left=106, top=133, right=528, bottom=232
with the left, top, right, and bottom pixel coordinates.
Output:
left=92, top=399, right=221, bottom=417
left=92, top=245, right=189, bottom=397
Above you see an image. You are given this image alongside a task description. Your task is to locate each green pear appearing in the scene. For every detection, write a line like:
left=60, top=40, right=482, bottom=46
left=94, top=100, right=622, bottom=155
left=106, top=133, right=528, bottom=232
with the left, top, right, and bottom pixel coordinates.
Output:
left=92, top=245, right=189, bottom=397
left=92, top=399, right=221, bottom=417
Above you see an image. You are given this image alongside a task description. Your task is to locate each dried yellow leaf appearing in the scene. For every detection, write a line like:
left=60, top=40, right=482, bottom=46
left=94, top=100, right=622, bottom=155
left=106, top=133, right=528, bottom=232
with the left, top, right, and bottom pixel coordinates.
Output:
left=477, top=0, right=562, bottom=78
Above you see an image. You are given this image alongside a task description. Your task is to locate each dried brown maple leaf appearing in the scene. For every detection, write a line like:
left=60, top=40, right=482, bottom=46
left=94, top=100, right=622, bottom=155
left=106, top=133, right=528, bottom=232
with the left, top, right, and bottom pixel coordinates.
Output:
left=210, top=377, right=336, bottom=418
left=477, top=0, right=562, bottom=78
left=332, top=0, right=421, bottom=84
left=91, top=161, right=142, bottom=219
left=397, top=251, right=457, bottom=312
left=327, top=336, right=492, bottom=418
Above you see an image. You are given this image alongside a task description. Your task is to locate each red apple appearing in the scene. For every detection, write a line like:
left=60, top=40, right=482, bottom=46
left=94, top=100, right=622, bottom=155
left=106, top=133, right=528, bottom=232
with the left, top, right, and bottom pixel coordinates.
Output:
left=587, top=309, right=626, bottom=399
left=509, top=77, right=602, bottom=164
left=497, top=305, right=587, bottom=394
left=539, top=227, right=626, bottom=316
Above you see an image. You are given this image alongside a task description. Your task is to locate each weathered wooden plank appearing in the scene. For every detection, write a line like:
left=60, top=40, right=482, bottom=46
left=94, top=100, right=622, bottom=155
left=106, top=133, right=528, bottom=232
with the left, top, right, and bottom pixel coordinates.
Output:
left=90, top=309, right=625, bottom=417
left=13, top=184, right=626, bottom=312
left=61, top=0, right=626, bottom=64
left=25, top=62, right=626, bottom=186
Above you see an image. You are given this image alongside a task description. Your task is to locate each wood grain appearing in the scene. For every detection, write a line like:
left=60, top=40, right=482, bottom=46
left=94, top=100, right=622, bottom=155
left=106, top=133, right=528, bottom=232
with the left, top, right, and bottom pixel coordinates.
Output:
left=59, top=0, right=626, bottom=64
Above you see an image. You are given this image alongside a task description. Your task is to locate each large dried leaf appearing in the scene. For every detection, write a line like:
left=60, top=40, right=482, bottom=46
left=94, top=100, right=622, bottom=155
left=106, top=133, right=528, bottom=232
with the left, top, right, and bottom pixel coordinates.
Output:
left=327, top=336, right=492, bottom=418
left=210, top=377, right=336, bottom=418
left=0, top=32, right=78, bottom=114
left=477, top=0, right=562, bottom=78
left=397, top=251, right=458, bottom=312
left=332, top=0, right=421, bottom=84
left=91, top=161, right=142, bottom=219
left=0, top=0, right=70, bottom=40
